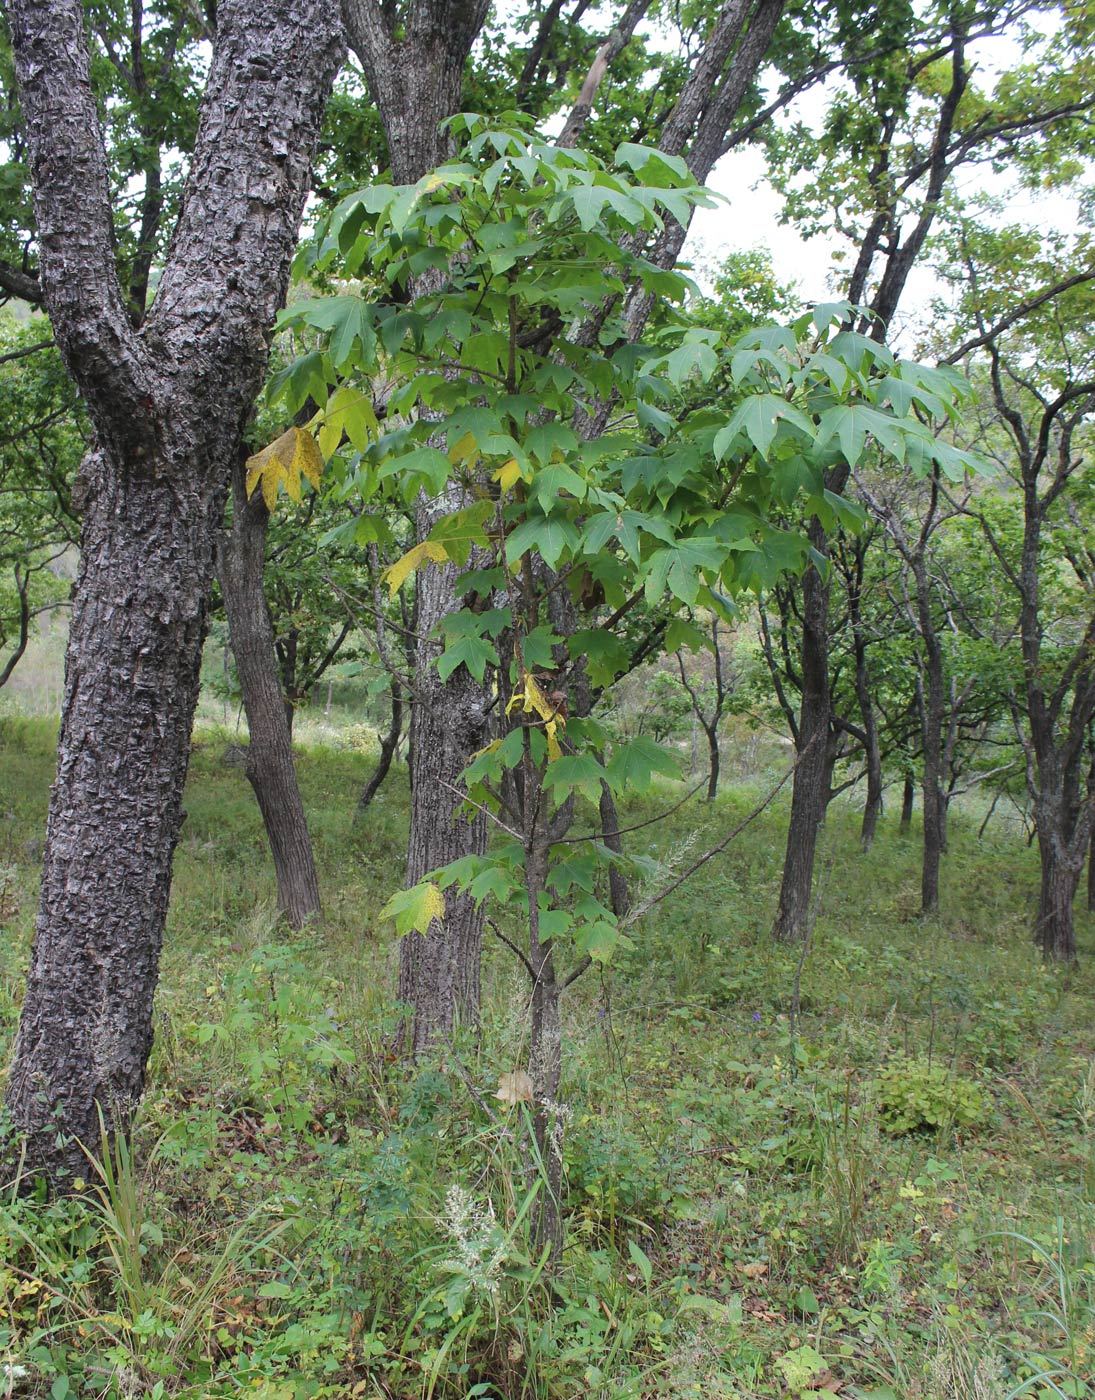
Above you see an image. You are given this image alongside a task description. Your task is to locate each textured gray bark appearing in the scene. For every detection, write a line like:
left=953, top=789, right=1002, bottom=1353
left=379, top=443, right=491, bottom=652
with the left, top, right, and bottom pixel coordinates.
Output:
left=399, top=542, right=489, bottom=1051
left=217, top=460, right=322, bottom=928
left=342, top=0, right=490, bottom=184
left=5, top=0, right=342, bottom=1186
left=342, top=0, right=491, bottom=1051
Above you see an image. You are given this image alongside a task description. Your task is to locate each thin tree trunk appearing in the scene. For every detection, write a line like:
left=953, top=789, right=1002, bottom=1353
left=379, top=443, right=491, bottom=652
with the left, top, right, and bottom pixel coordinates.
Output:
left=1088, top=822, right=1095, bottom=914
left=526, top=823, right=563, bottom=1261
left=218, top=461, right=321, bottom=928
left=773, top=539, right=833, bottom=942
left=706, top=724, right=721, bottom=801
left=860, top=727, right=883, bottom=849
left=599, top=779, right=631, bottom=917
left=357, top=678, right=403, bottom=819
left=4, top=0, right=341, bottom=1186
left=900, top=773, right=915, bottom=833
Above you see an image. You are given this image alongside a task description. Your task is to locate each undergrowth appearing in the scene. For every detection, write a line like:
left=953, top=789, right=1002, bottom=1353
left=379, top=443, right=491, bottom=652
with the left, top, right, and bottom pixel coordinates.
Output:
left=0, top=714, right=1093, bottom=1397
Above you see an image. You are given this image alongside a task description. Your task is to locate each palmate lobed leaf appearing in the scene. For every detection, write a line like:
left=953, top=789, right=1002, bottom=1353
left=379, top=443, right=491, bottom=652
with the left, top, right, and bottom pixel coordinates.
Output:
left=245, top=427, right=323, bottom=511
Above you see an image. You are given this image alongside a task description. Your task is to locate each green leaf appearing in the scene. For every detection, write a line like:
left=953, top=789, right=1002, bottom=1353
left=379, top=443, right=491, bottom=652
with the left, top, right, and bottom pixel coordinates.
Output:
left=628, top=1239, right=654, bottom=1287
left=606, top=736, right=680, bottom=791
left=571, top=185, right=610, bottom=231
left=567, top=628, right=630, bottom=687
left=505, top=514, right=580, bottom=570
left=437, top=633, right=498, bottom=684
left=715, top=394, right=814, bottom=461
left=575, top=919, right=621, bottom=963
left=545, top=753, right=608, bottom=803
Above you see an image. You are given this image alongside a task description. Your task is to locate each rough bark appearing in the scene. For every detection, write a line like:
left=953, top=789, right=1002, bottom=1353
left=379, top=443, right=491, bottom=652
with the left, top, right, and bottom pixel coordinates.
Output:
left=341, top=0, right=491, bottom=184
left=398, top=544, right=488, bottom=1052
left=5, top=0, right=342, bottom=1186
left=1088, top=818, right=1095, bottom=915
left=846, top=539, right=882, bottom=849
left=217, top=459, right=322, bottom=928
left=1036, top=783, right=1086, bottom=964
left=342, top=0, right=492, bottom=1051
left=526, top=832, right=563, bottom=1260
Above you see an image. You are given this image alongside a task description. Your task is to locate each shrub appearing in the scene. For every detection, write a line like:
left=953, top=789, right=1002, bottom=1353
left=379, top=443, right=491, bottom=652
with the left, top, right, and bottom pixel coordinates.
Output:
left=875, top=1059, right=987, bottom=1137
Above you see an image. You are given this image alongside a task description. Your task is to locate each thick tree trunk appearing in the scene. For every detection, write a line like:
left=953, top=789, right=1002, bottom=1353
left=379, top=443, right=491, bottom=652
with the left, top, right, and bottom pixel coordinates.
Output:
left=773, top=540, right=833, bottom=942
left=7, top=462, right=218, bottom=1181
left=398, top=548, right=488, bottom=1053
left=342, top=0, right=493, bottom=1052
left=4, top=0, right=342, bottom=1186
left=218, top=463, right=321, bottom=928
left=1036, top=826, right=1081, bottom=963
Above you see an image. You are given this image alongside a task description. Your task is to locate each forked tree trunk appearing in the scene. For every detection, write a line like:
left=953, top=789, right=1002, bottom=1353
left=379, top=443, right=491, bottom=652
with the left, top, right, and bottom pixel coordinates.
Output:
left=4, top=0, right=341, bottom=1187
left=218, top=462, right=321, bottom=927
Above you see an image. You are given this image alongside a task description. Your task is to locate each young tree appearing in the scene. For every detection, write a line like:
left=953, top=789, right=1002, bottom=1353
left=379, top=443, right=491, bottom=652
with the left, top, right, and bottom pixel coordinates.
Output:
left=764, top=0, right=1095, bottom=938
left=942, top=253, right=1095, bottom=961
left=4, top=0, right=342, bottom=1187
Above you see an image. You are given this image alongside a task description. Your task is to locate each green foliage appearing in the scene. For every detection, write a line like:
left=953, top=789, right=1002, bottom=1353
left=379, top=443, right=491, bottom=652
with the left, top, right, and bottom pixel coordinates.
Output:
left=277, top=117, right=982, bottom=1006
left=875, top=1059, right=988, bottom=1137
left=2, top=723, right=1095, bottom=1397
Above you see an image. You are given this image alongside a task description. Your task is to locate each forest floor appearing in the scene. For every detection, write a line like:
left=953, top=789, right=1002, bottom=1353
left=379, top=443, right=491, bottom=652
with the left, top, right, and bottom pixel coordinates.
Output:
left=0, top=711, right=1093, bottom=1400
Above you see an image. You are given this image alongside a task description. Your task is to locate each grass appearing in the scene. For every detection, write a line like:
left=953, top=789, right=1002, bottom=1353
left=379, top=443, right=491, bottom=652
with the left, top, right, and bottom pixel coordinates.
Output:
left=0, top=705, right=1094, bottom=1398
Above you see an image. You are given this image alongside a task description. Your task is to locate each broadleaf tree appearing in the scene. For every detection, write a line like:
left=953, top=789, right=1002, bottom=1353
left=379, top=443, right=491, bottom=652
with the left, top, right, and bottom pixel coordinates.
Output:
left=269, top=121, right=984, bottom=1254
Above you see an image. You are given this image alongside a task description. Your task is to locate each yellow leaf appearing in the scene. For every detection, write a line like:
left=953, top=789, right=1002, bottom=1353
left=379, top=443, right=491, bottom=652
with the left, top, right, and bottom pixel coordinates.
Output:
left=507, top=672, right=567, bottom=737
left=245, top=427, right=324, bottom=513
left=290, top=425, right=324, bottom=491
left=261, top=462, right=279, bottom=512
left=546, top=718, right=562, bottom=762
left=449, top=431, right=479, bottom=466
left=495, top=1070, right=534, bottom=1106
left=524, top=673, right=558, bottom=724
left=381, top=539, right=450, bottom=595
left=420, top=884, right=445, bottom=924
left=494, top=457, right=524, bottom=491
left=470, top=738, right=502, bottom=763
